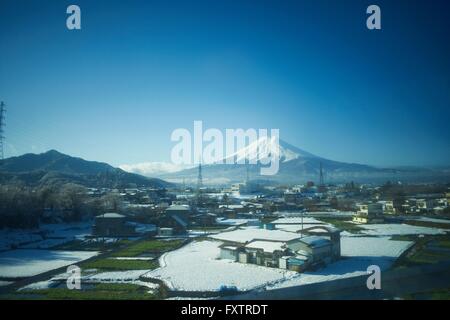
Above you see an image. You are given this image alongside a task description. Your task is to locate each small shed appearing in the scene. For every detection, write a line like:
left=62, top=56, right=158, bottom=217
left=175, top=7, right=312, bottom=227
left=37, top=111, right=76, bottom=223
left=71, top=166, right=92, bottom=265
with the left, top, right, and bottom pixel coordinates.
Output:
left=219, top=245, right=239, bottom=261
left=264, top=223, right=276, bottom=230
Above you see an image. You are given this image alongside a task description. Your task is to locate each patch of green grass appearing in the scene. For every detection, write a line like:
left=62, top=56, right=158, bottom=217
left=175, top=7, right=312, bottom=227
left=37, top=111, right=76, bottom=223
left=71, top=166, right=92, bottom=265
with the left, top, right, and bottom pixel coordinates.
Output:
left=408, top=250, right=449, bottom=265
left=53, top=239, right=130, bottom=251
left=80, top=258, right=158, bottom=271
left=435, top=239, right=450, bottom=249
left=403, top=288, right=450, bottom=300
left=394, top=233, right=450, bottom=268
left=93, top=283, right=146, bottom=291
left=404, top=220, right=450, bottom=230
left=391, top=235, right=417, bottom=241
left=111, top=239, right=184, bottom=257
left=317, top=218, right=363, bottom=233
left=430, top=289, right=450, bottom=299
left=14, top=283, right=160, bottom=300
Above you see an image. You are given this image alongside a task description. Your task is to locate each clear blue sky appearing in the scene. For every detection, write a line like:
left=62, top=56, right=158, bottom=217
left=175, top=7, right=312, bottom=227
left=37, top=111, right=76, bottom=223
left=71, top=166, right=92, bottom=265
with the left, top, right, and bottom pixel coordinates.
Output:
left=0, top=0, right=449, bottom=168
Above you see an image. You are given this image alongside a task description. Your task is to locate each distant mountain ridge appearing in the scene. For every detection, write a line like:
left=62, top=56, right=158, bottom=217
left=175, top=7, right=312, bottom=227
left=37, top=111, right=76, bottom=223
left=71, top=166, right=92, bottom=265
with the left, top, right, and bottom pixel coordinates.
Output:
left=0, top=150, right=171, bottom=188
left=156, top=139, right=448, bottom=185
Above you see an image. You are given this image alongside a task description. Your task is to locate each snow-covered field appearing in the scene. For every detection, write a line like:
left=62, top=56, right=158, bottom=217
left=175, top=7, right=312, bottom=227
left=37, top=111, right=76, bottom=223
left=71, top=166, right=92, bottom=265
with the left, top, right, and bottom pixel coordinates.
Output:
left=20, top=270, right=159, bottom=292
left=268, top=258, right=381, bottom=290
left=6, top=220, right=448, bottom=295
left=359, top=224, right=447, bottom=236
left=341, top=236, right=413, bottom=258
left=0, top=221, right=92, bottom=251
left=145, top=223, right=421, bottom=292
left=268, top=235, right=414, bottom=290
left=144, top=240, right=298, bottom=291
left=0, top=249, right=98, bottom=278
left=143, top=235, right=415, bottom=292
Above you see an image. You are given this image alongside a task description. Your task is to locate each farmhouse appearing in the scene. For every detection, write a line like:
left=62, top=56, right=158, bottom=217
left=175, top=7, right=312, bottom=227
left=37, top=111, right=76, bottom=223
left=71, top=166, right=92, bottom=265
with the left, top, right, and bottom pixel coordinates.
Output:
left=158, top=204, right=191, bottom=234
left=92, top=213, right=136, bottom=237
left=215, top=225, right=340, bottom=272
left=286, top=236, right=333, bottom=264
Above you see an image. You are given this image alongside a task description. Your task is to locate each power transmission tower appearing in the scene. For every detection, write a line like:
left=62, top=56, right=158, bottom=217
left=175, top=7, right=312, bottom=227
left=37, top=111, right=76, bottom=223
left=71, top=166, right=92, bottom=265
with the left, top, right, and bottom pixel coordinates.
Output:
left=0, top=101, right=5, bottom=160
left=319, top=162, right=324, bottom=186
left=196, top=162, right=203, bottom=207
left=318, top=161, right=328, bottom=193
left=246, top=164, right=250, bottom=184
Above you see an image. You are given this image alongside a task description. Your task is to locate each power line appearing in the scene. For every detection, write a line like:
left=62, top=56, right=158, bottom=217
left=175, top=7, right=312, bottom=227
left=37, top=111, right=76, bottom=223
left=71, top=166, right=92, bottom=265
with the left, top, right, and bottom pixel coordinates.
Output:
left=0, top=101, right=5, bottom=160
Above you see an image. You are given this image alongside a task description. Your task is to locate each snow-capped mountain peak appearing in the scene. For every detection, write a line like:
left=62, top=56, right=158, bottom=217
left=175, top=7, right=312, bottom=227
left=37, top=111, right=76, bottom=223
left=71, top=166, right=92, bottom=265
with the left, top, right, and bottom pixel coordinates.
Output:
left=223, top=136, right=318, bottom=164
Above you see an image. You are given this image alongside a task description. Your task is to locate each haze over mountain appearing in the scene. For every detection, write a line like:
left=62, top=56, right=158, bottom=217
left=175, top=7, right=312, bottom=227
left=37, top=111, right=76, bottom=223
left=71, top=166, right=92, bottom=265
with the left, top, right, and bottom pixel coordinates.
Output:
left=0, top=150, right=171, bottom=188
left=125, top=139, right=448, bottom=185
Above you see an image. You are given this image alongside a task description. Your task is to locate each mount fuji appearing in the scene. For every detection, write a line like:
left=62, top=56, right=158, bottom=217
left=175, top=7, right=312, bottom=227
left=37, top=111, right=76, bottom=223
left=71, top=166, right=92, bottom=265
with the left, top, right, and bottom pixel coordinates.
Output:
left=155, top=138, right=442, bottom=185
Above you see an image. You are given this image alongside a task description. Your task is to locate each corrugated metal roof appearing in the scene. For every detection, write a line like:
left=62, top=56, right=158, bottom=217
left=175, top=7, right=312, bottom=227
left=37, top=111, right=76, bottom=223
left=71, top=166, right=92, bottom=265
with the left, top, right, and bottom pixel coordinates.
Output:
left=299, top=236, right=331, bottom=247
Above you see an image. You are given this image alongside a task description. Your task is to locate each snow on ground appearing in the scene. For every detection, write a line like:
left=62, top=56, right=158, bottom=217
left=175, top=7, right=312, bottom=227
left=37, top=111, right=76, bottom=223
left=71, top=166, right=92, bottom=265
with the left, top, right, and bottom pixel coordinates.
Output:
left=0, top=221, right=92, bottom=251
left=359, top=224, right=447, bottom=236
left=144, top=232, right=416, bottom=292
left=268, top=236, right=413, bottom=290
left=20, top=271, right=159, bottom=292
left=272, top=217, right=325, bottom=224
left=0, top=249, right=98, bottom=278
left=341, top=236, right=413, bottom=258
left=268, top=258, right=379, bottom=290
left=0, top=280, right=13, bottom=287
left=40, top=221, right=92, bottom=239
left=83, top=270, right=150, bottom=282
left=144, top=240, right=298, bottom=292
left=209, top=228, right=301, bottom=243
left=19, top=280, right=59, bottom=291
left=132, top=280, right=159, bottom=291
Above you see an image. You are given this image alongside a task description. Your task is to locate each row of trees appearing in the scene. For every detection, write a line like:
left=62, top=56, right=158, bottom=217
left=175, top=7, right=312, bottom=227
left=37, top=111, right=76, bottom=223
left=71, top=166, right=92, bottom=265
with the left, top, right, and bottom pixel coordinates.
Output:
left=0, top=182, right=123, bottom=229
